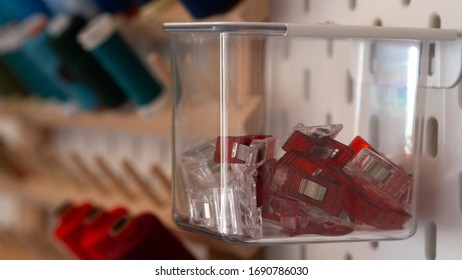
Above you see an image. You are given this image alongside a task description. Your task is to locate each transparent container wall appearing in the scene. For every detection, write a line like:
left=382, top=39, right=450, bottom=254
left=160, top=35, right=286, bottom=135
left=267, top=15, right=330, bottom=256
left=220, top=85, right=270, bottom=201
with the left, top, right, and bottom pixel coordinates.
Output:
left=171, top=30, right=428, bottom=244
left=353, top=41, right=418, bottom=154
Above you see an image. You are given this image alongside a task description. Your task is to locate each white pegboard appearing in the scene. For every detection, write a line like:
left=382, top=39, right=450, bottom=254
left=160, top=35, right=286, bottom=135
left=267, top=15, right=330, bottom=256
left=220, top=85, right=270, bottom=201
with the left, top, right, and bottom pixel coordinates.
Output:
left=264, top=0, right=462, bottom=260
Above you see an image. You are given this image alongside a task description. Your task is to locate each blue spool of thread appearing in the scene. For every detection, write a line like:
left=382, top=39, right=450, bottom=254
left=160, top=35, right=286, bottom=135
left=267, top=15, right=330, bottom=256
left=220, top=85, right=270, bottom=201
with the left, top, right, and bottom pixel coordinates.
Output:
left=22, top=32, right=69, bottom=102
left=0, top=23, right=64, bottom=101
left=0, top=7, right=15, bottom=24
left=1, top=14, right=100, bottom=110
left=47, top=14, right=127, bottom=108
left=41, top=0, right=68, bottom=15
left=180, top=0, right=241, bottom=19
left=21, top=18, right=100, bottom=109
left=78, top=13, right=163, bottom=107
left=0, top=0, right=51, bottom=23
left=91, top=0, right=137, bottom=14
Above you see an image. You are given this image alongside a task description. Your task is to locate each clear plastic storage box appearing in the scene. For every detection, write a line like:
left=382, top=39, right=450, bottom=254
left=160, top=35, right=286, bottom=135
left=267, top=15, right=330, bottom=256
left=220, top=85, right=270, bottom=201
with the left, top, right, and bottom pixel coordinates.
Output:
left=164, top=22, right=461, bottom=244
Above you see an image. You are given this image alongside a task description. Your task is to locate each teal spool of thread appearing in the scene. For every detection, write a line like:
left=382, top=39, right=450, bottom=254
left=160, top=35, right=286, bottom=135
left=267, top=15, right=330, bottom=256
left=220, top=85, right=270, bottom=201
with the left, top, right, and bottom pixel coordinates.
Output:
left=78, top=13, right=162, bottom=107
left=1, top=48, right=59, bottom=100
left=0, top=0, right=51, bottom=23
left=23, top=29, right=101, bottom=109
left=0, top=60, right=28, bottom=98
left=0, top=24, right=64, bottom=101
left=22, top=31, right=68, bottom=102
left=47, top=15, right=127, bottom=108
left=18, top=14, right=100, bottom=110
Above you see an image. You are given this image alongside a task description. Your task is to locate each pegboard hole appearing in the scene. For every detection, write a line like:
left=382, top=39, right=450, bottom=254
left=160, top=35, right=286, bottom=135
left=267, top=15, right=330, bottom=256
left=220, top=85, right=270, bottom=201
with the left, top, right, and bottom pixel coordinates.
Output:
left=417, top=117, right=424, bottom=156
left=325, top=113, right=332, bottom=125
left=280, top=110, right=289, bottom=136
left=425, top=117, right=438, bottom=158
left=429, top=13, right=441, bottom=28
left=369, top=42, right=377, bottom=73
left=418, top=43, right=424, bottom=75
left=348, top=0, right=357, bottom=10
left=369, top=115, right=380, bottom=148
left=304, top=0, right=310, bottom=13
left=428, top=43, right=435, bottom=76
left=373, top=18, right=382, bottom=27
left=459, top=83, right=462, bottom=110
left=401, top=0, right=411, bottom=7
left=425, top=221, right=437, bottom=260
left=346, top=71, right=354, bottom=104
left=327, top=39, right=334, bottom=57
left=283, top=40, right=290, bottom=59
left=459, top=171, right=462, bottom=214
left=303, top=68, right=310, bottom=101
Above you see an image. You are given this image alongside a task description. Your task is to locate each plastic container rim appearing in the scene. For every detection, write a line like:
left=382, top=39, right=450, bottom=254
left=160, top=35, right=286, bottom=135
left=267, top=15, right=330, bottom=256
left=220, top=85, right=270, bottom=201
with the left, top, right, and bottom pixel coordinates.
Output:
left=163, top=21, right=460, bottom=41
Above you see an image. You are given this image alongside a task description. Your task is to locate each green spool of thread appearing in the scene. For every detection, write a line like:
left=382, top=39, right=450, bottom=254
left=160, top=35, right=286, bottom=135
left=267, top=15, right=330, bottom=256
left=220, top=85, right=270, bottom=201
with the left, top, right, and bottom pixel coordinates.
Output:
left=78, top=13, right=163, bottom=108
left=47, top=15, right=127, bottom=108
left=0, top=60, right=28, bottom=98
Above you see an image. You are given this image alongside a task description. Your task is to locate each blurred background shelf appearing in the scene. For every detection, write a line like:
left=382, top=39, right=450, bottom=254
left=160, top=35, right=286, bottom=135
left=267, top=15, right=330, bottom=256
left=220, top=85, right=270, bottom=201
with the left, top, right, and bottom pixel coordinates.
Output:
left=0, top=99, right=172, bottom=134
left=0, top=0, right=269, bottom=260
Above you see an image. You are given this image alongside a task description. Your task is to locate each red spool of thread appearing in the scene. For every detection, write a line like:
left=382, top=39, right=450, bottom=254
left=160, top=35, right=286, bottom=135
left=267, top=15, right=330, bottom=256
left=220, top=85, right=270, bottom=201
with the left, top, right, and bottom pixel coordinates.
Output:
left=80, top=207, right=128, bottom=260
left=54, top=202, right=96, bottom=259
left=108, top=213, right=195, bottom=260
